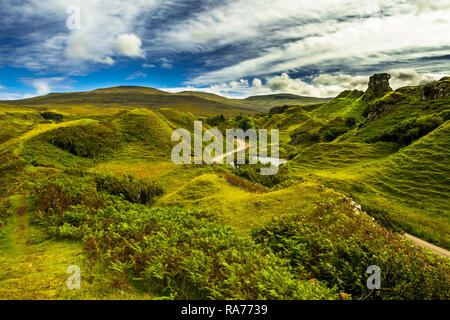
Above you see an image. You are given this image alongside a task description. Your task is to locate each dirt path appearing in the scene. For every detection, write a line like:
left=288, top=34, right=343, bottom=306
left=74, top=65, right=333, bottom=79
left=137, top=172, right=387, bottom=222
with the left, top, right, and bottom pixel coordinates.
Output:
left=212, top=138, right=249, bottom=163
left=0, top=119, right=98, bottom=155
left=404, top=233, right=450, bottom=259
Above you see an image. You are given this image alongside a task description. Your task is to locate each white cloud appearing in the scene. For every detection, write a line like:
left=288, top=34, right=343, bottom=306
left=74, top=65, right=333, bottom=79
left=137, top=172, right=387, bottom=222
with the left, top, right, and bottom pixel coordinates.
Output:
left=21, top=77, right=69, bottom=96
left=313, top=74, right=368, bottom=90
left=0, top=77, right=72, bottom=100
left=176, top=0, right=450, bottom=85
left=126, top=71, right=147, bottom=80
left=1, top=0, right=162, bottom=74
left=416, top=0, right=450, bottom=14
left=142, top=63, right=156, bottom=68
left=160, top=58, right=173, bottom=69
left=115, top=34, right=145, bottom=58
left=1, top=0, right=449, bottom=92
left=65, top=37, right=114, bottom=65
left=165, top=69, right=449, bottom=99
left=388, top=69, right=448, bottom=88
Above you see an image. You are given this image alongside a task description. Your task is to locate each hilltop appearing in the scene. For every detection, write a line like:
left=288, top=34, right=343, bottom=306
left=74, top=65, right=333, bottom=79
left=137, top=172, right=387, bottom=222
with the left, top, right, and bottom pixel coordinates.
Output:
left=0, top=86, right=330, bottom=117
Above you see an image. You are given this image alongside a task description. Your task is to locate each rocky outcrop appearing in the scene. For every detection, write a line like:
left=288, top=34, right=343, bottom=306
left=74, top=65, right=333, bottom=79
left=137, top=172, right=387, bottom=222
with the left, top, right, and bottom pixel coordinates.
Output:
left=367, top=100, right=393, bottom=122
left=420, top=78, right=450, bottom=101
left=362, top=73, right=393, bottom=102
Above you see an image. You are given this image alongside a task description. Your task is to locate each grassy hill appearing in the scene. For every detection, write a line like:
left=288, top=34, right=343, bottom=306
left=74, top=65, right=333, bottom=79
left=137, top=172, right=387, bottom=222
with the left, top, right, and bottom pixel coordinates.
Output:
left=268, top=75, right=450, bottom=248
left=0, top=74, right=449, bottom=300
left=0, top=86, right=330, bottom=117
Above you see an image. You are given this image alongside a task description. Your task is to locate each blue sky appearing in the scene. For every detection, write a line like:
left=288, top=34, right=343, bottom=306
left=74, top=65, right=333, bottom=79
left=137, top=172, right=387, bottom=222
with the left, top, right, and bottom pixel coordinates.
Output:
left=0, top=0, right=449, bottom=100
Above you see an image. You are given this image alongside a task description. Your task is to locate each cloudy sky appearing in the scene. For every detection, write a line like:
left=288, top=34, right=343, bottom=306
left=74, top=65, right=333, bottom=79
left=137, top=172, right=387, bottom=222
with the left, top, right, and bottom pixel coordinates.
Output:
left=0, top=0, right=449, bottom=100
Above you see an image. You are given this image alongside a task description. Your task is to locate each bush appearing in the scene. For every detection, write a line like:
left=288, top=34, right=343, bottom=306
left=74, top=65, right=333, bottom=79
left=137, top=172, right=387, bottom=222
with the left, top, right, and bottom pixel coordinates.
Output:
left=35, top=196, right=337, bottom=299
left=251, top=199, right=450, bottom=300
left=43, top=124, right=120, bottom=158
left=220, top=173, right=268, bottom=193
left=323, top=128, right=348, bottom=142
left=366, top=111, right=448, bottom=145
left=33, top=174, right=105, bottom=217
left=345, top=117, right=357, bottom=127
left=206, top=114, right=225, bottom=126
left=95, top=174, right=164, bottom=205
left=82, top=201, right=337, bottom=299
left=40, top=112, right=63, bottom=121
left=233, top=164, right=286, bottom=188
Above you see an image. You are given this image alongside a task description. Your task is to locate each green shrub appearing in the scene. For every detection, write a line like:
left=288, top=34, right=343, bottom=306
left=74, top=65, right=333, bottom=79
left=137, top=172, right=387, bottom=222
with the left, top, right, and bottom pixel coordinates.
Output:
left=34, top=195, right=337, bottom=299
left=251, top=200, right=450, bottom=300
left=233, top=164, right=286, bottom=188
left=323, top=128, right=348, bottom=142
left=80, top=201, right=337, bottom=299
left=366, top=111, right=448, bottom=145
left=33, top=174, right=105, bottom=217
left=345, top=117, right=357, bottom=127
left=43, top=124, right=120, bottom=158
left=206, top=114, right=226, bottom=126
left=94, top=174, right=164, bottom=205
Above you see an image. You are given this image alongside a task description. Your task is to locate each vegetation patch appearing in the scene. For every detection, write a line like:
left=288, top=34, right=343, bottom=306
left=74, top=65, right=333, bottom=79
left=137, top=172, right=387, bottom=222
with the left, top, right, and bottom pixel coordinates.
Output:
left=42, top=123, right=121, bottom=159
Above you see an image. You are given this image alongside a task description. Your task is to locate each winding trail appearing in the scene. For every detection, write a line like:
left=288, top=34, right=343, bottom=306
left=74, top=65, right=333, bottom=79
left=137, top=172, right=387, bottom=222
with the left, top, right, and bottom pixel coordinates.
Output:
left=404, top=233, right=450, bottom=259
left=210, top=140, right=450, bottom=260
left=212, top=138, right=249, bottom=164
left=0, top=119, right=97, bottom=155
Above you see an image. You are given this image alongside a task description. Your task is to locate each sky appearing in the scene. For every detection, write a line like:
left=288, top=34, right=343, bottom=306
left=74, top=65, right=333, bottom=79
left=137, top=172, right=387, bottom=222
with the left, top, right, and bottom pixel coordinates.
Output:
left=0, top=0, right=449, bottom=100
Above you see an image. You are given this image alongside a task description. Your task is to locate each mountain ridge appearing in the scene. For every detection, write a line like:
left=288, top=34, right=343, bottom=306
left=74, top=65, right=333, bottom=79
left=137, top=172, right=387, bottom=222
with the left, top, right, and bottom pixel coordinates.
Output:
left=0, top=85, right=331, bottom=116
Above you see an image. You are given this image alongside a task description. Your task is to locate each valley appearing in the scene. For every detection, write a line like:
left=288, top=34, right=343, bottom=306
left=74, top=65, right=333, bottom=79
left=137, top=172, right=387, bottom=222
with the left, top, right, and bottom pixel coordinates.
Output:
left=0, top=74, right=449, bottom=300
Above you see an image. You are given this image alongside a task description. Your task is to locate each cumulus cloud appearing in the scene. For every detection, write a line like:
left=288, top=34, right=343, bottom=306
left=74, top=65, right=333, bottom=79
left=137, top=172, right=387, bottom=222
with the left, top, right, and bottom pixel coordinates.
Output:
left=20, top=77, right=69, bottom=96
left=0, top=0, right=160, bottom=74
left=115, top=34, right=145, bottom=58
left=313, top=74, right=368, bottom=90
left=388, top=69, right=447, bottom=87
left=416, top=0, right=450, bottom=14
left=65, top=37, right=114, bottom=65
left=167, top=69, right=449, bottom=99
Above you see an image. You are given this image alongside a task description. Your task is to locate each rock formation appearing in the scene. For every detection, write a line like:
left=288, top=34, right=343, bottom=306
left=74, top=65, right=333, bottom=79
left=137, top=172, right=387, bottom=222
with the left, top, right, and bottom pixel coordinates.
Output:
left=420, top=77, right=450, bottom=101
left=362, top=73, right=393, bottom=102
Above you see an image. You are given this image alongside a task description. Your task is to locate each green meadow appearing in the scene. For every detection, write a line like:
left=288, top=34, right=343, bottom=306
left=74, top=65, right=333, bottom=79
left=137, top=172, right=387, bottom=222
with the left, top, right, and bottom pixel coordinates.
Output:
left=0, top=75, right=449, bottom=300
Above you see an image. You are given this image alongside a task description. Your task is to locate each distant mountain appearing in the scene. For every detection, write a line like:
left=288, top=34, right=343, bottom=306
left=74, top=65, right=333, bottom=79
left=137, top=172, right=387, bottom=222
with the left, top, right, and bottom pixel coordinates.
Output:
left=0, top=86, right=331, bottom=116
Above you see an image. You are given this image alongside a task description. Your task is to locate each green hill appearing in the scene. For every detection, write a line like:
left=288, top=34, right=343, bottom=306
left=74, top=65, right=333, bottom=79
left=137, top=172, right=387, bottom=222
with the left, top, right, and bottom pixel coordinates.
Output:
left=0, top=74, right=449, bottom=300
left=0, top=86, right=330, bottom=117
left=267, top=75, right=450, bottom=248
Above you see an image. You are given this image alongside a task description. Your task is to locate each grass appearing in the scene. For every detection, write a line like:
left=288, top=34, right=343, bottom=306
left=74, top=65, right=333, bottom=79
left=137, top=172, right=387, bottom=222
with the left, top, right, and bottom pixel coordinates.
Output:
left=158, top=174, right=343, bottom=233
left=0, top=195, right=156, bottom=299
left=0, top=75, right=449, bottom=299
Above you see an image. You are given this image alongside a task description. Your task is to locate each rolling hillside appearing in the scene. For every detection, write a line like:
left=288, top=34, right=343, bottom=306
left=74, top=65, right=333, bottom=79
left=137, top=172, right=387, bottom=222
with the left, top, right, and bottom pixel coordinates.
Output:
left=0, top=86, right=330, bottom=117
left=268, top=74, right=450, bottom=248
left=0, top=74, right=448, bottom=300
